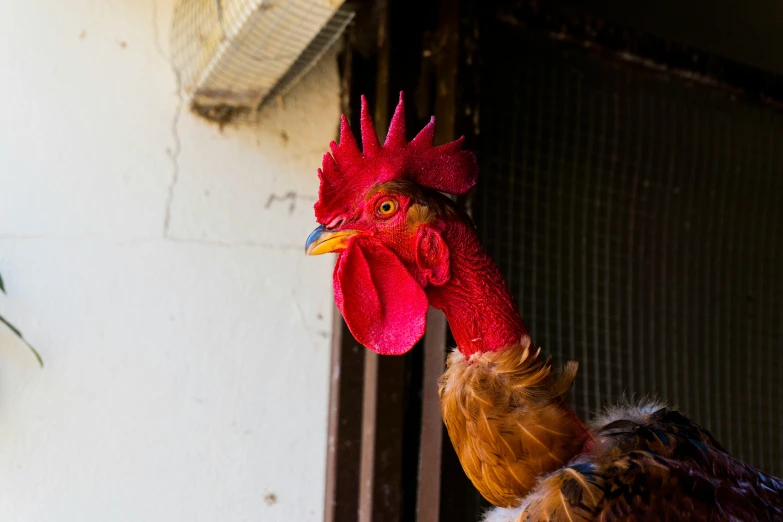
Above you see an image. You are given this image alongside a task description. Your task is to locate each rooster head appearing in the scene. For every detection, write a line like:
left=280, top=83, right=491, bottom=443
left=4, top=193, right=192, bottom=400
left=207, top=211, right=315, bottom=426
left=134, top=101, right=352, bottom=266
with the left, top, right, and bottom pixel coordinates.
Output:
left=305, top=92, right=524, bottom=356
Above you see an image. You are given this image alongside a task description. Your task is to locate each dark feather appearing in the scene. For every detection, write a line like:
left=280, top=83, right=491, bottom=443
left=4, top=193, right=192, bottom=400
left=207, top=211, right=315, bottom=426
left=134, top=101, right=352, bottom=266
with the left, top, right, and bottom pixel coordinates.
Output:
left=513, top=407, right=783, bottom=521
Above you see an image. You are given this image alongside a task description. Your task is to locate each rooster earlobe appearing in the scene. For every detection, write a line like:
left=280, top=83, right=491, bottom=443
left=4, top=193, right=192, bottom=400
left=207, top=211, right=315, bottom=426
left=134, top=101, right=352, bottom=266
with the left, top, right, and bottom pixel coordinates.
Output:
left=415, top=226, right=450, bottom=287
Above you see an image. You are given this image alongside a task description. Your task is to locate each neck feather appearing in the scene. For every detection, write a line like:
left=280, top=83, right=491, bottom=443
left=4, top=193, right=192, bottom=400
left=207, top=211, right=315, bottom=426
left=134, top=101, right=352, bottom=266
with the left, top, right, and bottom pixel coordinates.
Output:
left=425, top=220, right=527, bottom=355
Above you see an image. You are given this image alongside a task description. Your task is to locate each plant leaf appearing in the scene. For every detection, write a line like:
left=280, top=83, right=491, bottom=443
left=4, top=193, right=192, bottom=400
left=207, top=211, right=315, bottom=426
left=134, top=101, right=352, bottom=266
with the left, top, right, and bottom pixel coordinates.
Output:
left=0, top=314, right=44, bottom=368
left=0, top=272, right=5, bottom=294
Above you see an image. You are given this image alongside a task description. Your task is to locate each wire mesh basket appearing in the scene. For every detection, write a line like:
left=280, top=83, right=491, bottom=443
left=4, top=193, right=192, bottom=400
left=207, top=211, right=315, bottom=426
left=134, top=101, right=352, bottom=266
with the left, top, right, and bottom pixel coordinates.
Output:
left=170, top=0, right=354, bottom=122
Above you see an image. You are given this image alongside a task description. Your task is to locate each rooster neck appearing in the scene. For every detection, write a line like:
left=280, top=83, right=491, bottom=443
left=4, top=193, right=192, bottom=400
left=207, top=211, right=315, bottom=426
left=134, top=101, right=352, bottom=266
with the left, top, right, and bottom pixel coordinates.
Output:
left=425, top=212, right=593, bottom=506
left=425, top=221, right=527, bottom=356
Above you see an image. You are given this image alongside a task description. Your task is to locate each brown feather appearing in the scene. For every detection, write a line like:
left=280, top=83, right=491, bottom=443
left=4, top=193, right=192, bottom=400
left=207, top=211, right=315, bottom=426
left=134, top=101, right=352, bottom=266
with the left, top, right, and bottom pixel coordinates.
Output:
left=439, top=336, right=587, bottom=507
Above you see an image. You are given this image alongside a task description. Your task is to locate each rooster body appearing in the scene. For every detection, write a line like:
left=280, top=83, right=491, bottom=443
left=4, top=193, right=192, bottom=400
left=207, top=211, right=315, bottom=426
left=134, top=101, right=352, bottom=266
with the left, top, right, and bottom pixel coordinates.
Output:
left=484, top=402, right=783, bottom=521
left=444, top=339, right=783, bottom=521
left=306, top=93, right=783, bottom=521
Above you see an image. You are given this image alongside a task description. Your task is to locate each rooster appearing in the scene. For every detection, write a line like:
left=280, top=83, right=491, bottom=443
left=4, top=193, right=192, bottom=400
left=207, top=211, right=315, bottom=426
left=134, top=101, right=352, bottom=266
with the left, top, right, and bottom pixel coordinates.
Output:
left=305, top=93, right=783, bottom=521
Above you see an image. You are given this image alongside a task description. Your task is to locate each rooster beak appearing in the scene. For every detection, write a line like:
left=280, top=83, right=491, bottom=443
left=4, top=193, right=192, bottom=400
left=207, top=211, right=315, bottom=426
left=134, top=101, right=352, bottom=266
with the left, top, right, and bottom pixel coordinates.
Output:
left=305, top=224, right=360, bottom=255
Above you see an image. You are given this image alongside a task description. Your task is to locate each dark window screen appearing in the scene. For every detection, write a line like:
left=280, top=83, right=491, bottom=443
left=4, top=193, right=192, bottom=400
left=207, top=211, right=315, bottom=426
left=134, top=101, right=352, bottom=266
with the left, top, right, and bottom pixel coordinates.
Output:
left=474, top=27, right=783, bottom=475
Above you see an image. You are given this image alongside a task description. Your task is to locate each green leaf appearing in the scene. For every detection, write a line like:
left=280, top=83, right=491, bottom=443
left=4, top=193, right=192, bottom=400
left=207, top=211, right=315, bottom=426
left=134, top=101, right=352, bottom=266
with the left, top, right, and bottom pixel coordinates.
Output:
left=0, top=314, right=44, bottom=368
left=0, top=271, right=5, bottom=294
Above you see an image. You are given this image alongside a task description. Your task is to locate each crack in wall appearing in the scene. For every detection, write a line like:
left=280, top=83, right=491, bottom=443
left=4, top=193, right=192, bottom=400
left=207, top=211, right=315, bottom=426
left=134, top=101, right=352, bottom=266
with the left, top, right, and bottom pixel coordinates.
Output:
left=161, top=236, right=303, bottom=250
left=264, top=191, right=317, bottom=215
left=290, top=288, right=317, bottom=350
left=0, top=234, right=49, bottom=241
left=0, top=234, right=303, bottom=251
left=152, top=0, right=184, bottom=238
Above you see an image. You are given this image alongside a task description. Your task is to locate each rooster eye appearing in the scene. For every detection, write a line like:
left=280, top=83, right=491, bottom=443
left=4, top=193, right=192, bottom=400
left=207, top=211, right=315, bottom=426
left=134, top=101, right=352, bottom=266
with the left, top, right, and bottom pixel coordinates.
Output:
left=376, top=199, right=398, bottom=217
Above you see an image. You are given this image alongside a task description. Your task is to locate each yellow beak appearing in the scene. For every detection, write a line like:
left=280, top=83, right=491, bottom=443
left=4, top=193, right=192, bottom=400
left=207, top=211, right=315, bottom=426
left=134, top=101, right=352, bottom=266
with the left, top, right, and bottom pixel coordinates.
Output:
left=305, top=225, right=360, bottom=255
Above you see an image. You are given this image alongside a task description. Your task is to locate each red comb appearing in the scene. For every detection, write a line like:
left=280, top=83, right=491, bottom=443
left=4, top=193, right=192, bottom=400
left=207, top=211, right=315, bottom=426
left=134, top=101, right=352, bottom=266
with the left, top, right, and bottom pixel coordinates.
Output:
left=314, top=92, right=478, bottom=223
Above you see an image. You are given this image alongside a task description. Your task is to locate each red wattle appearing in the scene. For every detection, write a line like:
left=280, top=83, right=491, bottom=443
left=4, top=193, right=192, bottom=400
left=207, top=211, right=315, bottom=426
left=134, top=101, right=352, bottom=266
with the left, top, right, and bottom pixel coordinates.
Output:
left=334, top=237, right=429, bottom=355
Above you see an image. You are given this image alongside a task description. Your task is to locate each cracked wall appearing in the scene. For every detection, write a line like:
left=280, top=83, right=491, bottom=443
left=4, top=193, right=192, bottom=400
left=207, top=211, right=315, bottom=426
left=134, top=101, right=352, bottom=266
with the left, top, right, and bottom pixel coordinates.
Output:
left=0, top=1, right=339, bottom=520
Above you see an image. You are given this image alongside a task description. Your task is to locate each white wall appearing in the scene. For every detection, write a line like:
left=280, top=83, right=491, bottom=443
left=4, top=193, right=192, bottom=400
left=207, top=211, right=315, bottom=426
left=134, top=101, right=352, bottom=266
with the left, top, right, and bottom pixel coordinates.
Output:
left=0, top=1, right=339, bottom=520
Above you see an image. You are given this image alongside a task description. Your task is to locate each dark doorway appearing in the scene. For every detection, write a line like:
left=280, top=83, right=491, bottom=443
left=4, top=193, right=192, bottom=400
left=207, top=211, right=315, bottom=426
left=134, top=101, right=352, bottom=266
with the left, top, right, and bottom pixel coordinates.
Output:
left=324, top=1, right=783, bottom=521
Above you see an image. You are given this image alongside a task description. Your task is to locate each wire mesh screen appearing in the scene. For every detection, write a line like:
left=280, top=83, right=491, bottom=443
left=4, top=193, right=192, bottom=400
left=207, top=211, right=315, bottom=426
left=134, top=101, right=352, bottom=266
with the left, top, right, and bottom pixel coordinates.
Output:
left=474, top=28, right=783, bottom=476
left=170, top=0, right=353, bottom=120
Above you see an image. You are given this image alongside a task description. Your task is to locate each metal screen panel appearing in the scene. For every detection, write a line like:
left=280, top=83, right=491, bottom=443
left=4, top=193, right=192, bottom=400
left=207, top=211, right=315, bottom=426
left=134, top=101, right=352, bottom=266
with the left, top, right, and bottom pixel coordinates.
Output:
left=475, top=28, right=783, bottom=475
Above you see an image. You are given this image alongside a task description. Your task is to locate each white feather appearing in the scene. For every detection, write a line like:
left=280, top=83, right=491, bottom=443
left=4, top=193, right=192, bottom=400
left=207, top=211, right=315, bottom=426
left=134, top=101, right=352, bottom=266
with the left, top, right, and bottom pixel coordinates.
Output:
left=480, top=506, right=524, bottom=522
left=589, top=396, right=669, bottom=431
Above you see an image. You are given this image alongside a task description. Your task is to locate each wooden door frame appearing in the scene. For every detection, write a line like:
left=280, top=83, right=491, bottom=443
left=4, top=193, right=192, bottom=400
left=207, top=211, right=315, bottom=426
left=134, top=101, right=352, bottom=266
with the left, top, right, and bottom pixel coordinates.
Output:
left=322, top=0, right=484, bottom=521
